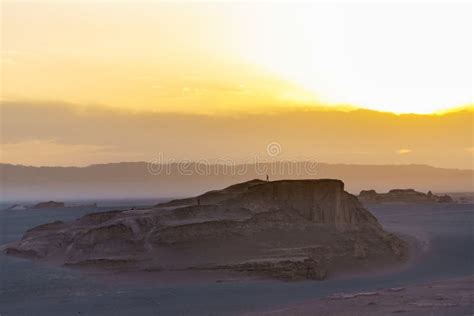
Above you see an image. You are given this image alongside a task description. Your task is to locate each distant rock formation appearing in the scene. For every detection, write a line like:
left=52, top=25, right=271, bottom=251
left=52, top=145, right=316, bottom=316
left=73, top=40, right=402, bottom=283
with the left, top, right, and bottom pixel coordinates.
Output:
left=31, top=201, right=65, bottom=209
left=358, top=189, right=454, bottom=204
left=2, top=202, right=97, bottom=211
left=4, top=179, right=407, bottom=281
left=3, top=204, right=28, bottom=211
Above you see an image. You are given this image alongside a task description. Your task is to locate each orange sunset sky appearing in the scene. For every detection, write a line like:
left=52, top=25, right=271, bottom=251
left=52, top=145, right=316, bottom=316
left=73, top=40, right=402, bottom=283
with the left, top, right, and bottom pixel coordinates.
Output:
left=1, top=1, right=473, bottom=168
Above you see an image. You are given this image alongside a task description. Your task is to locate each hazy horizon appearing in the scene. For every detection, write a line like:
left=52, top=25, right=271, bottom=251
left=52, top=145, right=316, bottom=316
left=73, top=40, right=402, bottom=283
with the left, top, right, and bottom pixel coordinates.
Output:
left=2, top=159, right=474, bottom=171
left=2, top=161, right=472, bottom=202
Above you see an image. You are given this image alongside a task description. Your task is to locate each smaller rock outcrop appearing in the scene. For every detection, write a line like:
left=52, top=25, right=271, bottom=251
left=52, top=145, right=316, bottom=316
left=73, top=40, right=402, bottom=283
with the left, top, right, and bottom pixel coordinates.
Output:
left=3, top=204, right=28, bottom=211
left=2, top=202, right=97, bottom=211
left=32, top=201, right=65, bottom=209
left=358, top=189, right=454, bottom=204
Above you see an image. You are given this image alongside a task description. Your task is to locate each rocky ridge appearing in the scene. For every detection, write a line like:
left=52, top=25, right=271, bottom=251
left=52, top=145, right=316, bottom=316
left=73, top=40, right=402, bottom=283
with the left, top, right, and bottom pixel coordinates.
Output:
left=4, top=179, right=408, bottom=281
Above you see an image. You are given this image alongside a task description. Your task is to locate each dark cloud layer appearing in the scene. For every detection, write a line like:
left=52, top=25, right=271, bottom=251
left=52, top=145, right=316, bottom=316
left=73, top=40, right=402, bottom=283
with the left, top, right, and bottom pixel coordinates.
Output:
left=1, top=101, right=473, bottom=168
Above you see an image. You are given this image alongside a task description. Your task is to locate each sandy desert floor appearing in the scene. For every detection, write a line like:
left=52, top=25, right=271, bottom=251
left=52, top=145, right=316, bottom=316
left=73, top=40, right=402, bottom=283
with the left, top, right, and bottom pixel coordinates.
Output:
left=245, top=275, right=474, bottom=315
left=0, top=202, right=473, bottom=315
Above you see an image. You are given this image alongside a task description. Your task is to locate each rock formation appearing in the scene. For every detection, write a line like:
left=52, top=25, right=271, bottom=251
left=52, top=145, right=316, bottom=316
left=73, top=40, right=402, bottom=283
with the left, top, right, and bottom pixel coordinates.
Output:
left=3, top=204, right=28, bottom=211
left=358, top=189, right=454, bottom=204
left=4, top=179, right=408, bottom=281
left=31, top=201, right=65, bottom=209
left=2, top=202, right=97, bottom=211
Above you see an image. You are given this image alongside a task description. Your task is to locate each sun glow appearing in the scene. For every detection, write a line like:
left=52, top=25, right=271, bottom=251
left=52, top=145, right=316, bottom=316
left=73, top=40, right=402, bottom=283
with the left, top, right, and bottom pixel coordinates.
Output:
left=232, top=3, right=472, bottom=114
left=1, top=2, right=472, bottom=114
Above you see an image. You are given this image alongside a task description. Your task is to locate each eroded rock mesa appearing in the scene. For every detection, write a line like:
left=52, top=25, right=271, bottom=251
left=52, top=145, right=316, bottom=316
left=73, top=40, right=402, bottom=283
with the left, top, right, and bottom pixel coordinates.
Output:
left=4, top=179, right=408, bottom=281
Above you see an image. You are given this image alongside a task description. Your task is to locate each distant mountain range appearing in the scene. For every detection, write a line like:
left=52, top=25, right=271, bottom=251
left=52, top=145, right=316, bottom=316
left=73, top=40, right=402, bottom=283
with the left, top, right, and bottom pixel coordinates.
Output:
left=1, top=162, right=472, bottom=201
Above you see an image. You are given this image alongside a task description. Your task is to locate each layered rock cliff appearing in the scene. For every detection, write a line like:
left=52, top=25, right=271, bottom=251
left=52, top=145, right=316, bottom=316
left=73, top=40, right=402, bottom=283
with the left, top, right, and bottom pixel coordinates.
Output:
left=4, top=179, right=408, bottom=281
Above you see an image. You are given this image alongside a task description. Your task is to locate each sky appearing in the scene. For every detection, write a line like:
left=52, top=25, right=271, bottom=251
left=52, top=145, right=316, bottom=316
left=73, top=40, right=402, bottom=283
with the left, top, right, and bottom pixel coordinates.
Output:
left=0, top=1, right=473, bottom=168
